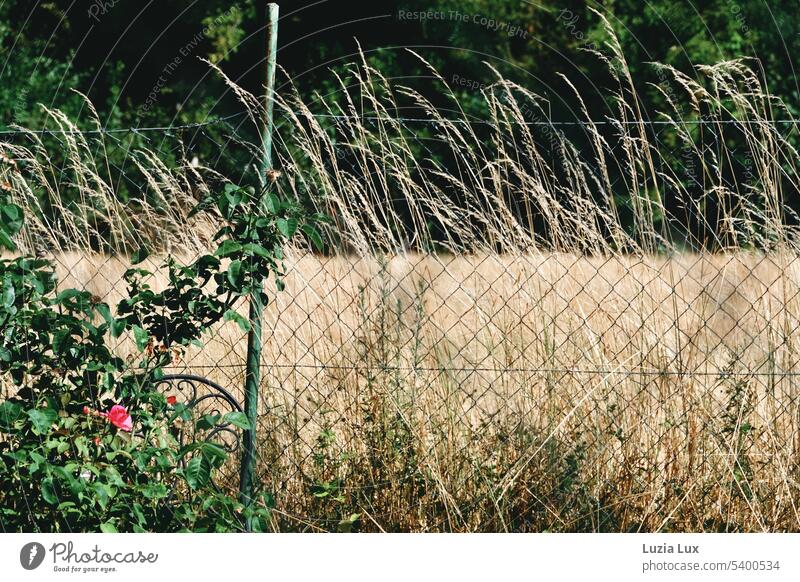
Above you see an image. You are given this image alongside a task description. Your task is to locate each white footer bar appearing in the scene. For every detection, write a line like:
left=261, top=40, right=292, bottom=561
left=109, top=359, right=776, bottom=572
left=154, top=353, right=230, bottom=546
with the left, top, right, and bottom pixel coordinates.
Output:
left=1, top=533, right=798, bottom=582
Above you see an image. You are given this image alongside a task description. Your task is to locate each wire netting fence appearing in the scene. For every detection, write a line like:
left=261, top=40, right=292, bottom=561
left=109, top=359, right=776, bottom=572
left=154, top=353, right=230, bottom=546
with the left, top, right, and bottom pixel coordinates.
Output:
left=4, top=109, right=800, bottom=531
left=58, top=249, right=800, bottom=531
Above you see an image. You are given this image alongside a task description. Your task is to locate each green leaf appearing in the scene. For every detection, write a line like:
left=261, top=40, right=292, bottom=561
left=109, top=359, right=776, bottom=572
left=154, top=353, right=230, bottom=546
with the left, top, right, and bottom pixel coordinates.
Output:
left=55, top=288, right=83, bottom=303
left=95, top=303, right=114, bottom=326
left=0, top=400, right=22, bottom=432
left=222, top=411, right=251, bottom=430
left=215, top=240, right=242, bottom=257
left=141, top=483, right=168, bottom=500
left=196, top=413, right=221, bottom=431
left=183, top=456, right=211, bottom=490
left=100, top=522, right=118, bottom=533
left=131, top=247, right=150, bottom=265
left=30, top=272, right=47, bottom=294
left=42, top=478, right=58, bottom=505
left=74, top=437, right=90, bottom=458
left=27, top=408, right=58, bottom=435
left=301, top=224, right=324, bottom=251
left=265, top=193, right=282, bottom=213
left=219, top=185, right=244, bottom=218
left=242, top=243, right=272, bottom=259
left=103, top=466, right=127, bottom=488
left=226, top=260, right=244, bottom=289
left=199, top=442, right=228, bottom=466
left=0, top=229, right=16, bottom=251
left=132, top=325, right=149, bottom=351
left=1, top=203, right=23, bottom=231
left=110, top=318, right=127, bottom=338
left=277, top=217, right=298, bottom=238
left=2, top=276, right=15, bottom=308
left=337, top=513, right=361, bottom=533
left=28, top=451, right=46, bottom=473
left=0, top=203, right=23, bottom=250
left=223, top=309, right=250, bottom=332
left=132, top=503, right=147, bottom=526
left=177, top=442, right=203, bottom=458
left=169, top=403, right=193, bottom=423
left=94, top=483, right=111, bottom=510
left=52, top=329, right=71, bottom=356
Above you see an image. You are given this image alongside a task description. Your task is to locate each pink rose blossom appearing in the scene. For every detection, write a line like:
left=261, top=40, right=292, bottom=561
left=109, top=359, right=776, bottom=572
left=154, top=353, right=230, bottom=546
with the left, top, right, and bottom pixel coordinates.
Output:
left=104, top=405, right=132, bottom=432
left=83, top=404, right=133, bottom=432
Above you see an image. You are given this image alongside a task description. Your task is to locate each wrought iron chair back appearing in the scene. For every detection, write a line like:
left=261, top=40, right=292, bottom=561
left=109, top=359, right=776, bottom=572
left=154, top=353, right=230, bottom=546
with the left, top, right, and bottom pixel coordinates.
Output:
left=153, top=374, right=244, bottom=489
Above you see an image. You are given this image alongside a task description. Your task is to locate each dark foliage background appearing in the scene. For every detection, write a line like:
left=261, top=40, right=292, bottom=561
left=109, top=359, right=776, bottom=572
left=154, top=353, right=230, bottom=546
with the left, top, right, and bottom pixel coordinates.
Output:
left=2, top=1, right=796, bottom=130
left=1, top=1, right=797, bottom=250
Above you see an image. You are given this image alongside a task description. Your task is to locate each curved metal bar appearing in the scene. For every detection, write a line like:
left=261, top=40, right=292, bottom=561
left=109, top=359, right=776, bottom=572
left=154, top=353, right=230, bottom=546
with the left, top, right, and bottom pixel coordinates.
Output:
left=152, top=374, right=245, bottom=490
left=154, top=374, right=243, bottom=412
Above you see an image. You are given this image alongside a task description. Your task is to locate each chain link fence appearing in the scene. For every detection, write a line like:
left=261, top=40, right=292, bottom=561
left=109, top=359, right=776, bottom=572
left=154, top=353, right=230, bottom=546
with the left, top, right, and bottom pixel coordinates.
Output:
left=47, top=246, right=800, bottom=532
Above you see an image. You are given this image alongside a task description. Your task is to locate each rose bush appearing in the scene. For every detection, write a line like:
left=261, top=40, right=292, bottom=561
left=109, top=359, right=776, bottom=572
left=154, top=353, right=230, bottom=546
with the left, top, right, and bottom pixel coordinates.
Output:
left=0, top=183, right=324, bottom=532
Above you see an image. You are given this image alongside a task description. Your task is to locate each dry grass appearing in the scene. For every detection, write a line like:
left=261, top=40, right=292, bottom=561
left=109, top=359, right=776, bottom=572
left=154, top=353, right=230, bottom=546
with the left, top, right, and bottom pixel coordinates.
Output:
left=4, top=19, right=800, bottom=530
left=49, top=249, right=800, bottom=532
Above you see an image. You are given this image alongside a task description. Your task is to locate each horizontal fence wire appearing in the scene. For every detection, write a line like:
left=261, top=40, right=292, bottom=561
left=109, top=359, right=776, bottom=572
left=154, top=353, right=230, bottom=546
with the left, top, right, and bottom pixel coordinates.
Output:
left=0, top=111, right=249, bottom=135
left=163, top=362, right=800, bottom=378
left=3, top=114, right=800, bottom=136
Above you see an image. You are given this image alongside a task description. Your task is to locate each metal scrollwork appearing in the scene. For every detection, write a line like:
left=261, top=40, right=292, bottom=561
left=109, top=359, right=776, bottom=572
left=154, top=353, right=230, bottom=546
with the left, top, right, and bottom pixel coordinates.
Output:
left=153, top=374, right=244, bottom=487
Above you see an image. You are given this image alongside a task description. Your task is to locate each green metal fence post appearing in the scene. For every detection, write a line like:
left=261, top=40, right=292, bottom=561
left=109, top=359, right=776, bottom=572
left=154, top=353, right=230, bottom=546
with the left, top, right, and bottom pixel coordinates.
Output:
left=239, top=1, right=279, bottom=530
